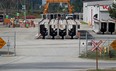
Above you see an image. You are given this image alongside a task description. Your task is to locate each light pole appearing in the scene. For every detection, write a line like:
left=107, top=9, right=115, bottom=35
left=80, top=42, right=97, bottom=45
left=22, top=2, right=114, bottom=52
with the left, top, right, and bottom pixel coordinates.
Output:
left=22, top=0, right=26, bottom=21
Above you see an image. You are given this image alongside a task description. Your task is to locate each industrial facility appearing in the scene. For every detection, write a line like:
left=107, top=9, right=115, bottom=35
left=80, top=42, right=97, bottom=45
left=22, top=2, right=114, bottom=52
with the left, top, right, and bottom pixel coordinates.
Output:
left=38, top=0, right=81, bottom=39
left=83, top=0, right=116, bottom=34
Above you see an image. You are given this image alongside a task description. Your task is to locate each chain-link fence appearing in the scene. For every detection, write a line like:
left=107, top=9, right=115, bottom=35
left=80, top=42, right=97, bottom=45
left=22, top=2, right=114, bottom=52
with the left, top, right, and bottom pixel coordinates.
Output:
left=0, top=32, right=16, bottom=56
left=0, top=30, right=116, bottom=57
left=78, top=30, right=116, bottom=57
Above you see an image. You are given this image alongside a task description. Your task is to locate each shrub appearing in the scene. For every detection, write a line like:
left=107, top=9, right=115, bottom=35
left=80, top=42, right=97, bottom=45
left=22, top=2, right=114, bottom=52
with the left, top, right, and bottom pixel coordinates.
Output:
left=79, top=50, right=116, bottom=60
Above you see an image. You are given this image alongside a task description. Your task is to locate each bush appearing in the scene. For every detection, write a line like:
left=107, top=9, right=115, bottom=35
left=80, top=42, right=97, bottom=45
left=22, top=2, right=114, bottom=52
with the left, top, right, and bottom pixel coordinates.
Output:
left=109, top=50, right=116, bottom=58
left=79, top=50, right=116, bottom=60
left=79, top=50, right=98, bottom=59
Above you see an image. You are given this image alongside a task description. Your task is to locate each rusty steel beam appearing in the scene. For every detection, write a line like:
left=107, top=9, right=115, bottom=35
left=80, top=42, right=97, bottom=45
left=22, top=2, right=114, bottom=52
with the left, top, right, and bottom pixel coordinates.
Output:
left=44, top=0, right=72, bottom=14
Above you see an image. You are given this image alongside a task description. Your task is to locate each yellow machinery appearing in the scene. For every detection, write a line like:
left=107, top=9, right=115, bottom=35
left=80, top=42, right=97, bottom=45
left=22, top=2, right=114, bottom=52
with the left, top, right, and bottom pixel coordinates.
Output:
left=43, top=0, right=73, bottom=14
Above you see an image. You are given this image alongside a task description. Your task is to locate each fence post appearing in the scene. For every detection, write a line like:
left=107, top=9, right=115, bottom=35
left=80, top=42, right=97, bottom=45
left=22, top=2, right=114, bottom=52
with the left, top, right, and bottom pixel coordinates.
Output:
left=14, top=32, right=16, bottom=56
left=79, top=35, right=80, bottom=56
left=77, top=32, right=81, bottom=56
left=7, top=36, right=10, bottom=55
left=85, top=32, right=88, bottom=57
left=108, top=37, right=111, bottom=58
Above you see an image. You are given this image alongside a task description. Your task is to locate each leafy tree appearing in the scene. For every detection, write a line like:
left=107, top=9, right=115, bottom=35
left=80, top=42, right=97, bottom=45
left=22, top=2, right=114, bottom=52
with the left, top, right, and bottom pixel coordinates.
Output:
left=109, top=3, right=116, bottom=19
left=71, top=0, right=83, bottom=12
left=48, top=3, right=68, bottom=13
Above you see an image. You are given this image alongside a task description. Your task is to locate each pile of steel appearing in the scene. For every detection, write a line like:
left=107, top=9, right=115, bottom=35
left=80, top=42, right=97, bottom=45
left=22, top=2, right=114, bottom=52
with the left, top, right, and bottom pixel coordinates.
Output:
left=93, top=19, right=116, bottom=34
left=38, top=14, right=80, bottom=39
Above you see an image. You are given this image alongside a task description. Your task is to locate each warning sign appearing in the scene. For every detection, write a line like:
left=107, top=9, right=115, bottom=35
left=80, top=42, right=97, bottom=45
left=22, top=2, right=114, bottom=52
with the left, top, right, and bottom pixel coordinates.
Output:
left=0, top=37, right=6, bottom=49
left=110, top=40, right=116, bottom=50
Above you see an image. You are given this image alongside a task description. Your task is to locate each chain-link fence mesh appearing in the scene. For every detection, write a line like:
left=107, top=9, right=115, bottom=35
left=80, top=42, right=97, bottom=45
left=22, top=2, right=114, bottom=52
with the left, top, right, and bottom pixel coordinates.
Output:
left=78, top=30, right=116, bottom=57
left=0, top=30, right=116, bottom=57
left=0, top=32, right=16, bottom=56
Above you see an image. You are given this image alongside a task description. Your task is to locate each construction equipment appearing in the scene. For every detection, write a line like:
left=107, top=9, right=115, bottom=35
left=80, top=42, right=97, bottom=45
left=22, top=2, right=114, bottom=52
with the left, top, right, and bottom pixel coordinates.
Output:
left=43, top=0, right=73, bottom=14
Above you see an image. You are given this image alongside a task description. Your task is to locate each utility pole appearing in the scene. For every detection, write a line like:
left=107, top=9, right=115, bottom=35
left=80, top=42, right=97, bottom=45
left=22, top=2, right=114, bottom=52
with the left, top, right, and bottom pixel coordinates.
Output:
left=30, top=0, right=34, bottom=13
left=22, top=0, right=26, bottom=21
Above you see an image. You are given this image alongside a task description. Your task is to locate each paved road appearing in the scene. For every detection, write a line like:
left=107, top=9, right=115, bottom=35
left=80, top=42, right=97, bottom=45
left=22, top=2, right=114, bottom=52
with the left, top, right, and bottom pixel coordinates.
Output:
left=0, top=58, right=116, bottom=71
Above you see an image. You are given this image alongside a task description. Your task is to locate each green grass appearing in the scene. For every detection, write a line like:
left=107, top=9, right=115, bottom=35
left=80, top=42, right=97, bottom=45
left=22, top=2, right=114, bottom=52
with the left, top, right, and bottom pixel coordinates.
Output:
left=80, top=21, right=88, bottom=24
left=79, top=50, right=116, bottom=60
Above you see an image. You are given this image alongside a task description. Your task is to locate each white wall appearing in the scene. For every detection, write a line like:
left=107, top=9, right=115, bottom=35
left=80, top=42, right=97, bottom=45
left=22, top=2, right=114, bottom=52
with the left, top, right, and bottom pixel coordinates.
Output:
left=83, top=5, right=98, bottom=26
left=83, top=2, right=112, bottom=25
left=100, top=11, right=111, bottom=20
left=83, top=3, right=87, bottom=22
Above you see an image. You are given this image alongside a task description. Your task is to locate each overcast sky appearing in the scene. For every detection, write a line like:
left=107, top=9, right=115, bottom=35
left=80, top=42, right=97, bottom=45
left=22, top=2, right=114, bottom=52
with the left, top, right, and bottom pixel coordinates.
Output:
left=42, top=0, right=46, bottom=5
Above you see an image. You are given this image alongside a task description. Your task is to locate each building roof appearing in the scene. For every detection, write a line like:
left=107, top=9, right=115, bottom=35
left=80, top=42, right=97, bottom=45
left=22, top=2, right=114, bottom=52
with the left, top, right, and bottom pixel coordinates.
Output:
left=84, top=0, right=114, bottom=6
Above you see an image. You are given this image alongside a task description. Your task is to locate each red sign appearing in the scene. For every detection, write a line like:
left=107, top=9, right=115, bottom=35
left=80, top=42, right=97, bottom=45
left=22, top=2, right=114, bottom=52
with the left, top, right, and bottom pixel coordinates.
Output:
left=91, top=40, right=102, bottom=51
left=91, top=47, right=102, bottom=52
left=102, top=5, right=110, bottom=10
left=100, top=5, right=110, bottom=11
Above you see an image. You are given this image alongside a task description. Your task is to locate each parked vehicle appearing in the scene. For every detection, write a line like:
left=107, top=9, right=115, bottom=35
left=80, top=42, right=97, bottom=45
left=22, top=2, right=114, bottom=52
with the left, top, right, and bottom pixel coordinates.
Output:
left=0, top=15, right=3, bottom=22
left=65, top=14, right=73, bottom=19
